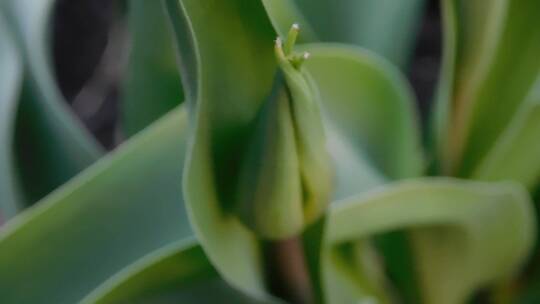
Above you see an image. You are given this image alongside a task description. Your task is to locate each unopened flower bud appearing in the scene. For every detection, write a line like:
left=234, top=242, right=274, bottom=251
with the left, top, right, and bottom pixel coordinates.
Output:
left=235, top=24, right=333, bottom=239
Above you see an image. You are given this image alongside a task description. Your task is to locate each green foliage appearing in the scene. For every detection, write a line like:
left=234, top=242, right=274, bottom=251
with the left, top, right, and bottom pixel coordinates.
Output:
left=0, top=107, right=192, bottom=303
left=0, top=0, right=102, bottom=217
left=121, top=0, right=183, bottom=136
left=0, top=0, right=539, bottom=303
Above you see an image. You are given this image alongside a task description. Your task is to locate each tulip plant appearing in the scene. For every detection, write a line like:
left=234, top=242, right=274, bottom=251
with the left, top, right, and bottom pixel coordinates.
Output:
left=0, top=0, right=539, bottom=303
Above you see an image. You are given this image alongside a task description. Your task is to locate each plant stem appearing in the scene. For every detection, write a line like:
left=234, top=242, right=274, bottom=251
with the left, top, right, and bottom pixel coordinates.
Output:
left=263, top=236, right=314, bottom=304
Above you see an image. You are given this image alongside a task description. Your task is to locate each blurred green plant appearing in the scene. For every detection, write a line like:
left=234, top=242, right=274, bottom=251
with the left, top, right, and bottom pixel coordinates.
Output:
left=0, top=0, right=539, bottom=303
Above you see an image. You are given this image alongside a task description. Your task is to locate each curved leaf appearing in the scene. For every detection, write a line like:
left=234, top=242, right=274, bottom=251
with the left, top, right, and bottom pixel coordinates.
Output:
left=473, top=80, right=540, bottom=189
left=0, top=107, right=191, bottom=304
left=0, top=13, right=23, bottom=220
left=3, top=0, right=103, bottom=204
left=84, top=240, right=273, bottom=304
left=301, top=43, right=423, bottom=180
left=122, top=0, right=183, bottom=136
left=323, top=178, right=535, bottom=304
left=325, top=127, right=385, bottom=201
left=435, top=0, right=540, bottom=176
left=164, top=0, right=279, bottom=299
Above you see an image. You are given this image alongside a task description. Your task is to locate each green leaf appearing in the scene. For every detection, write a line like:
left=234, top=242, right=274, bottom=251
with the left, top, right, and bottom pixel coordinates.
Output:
left=473, top=79, right=540, bottom=189
left=0, top=107, right=192, bottom=304
left=122, top=0, right=184, bottom=136
left=164, top=0, right=279, bottom=299
left=301, top=43, right=424, bottom=180
left=434, top=0, right=540, bottom=176
left=0, top=12, right=23, bottom=220
left=2, top=0, right=103, bottom=204
left=298, top=45, right=416, bottom=302
left=234, top=75, right=306, bottom=239
left=325, top=127, right=386, bottom=201
left=83, top=240, right=274, bottom=304
left=322, top=178, right=535, bottom=304
left=262, top=0, right=425, bottom=67
left=296, top=0, right=425, bottom=67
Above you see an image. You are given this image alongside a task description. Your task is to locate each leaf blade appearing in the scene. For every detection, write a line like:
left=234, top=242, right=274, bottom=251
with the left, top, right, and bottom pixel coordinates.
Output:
left=163, top=0, right=280, bottom=299
left=3, top=0, right=104, bottom=204
left=0, top=107, right=192, bottom=304
left=84, top=240, right=275, bottom=304
left=122, top=0, right=184, bottom=136
left=323, top=178, right=535, bottom=304
left=301, top=43, right=424, bottom=180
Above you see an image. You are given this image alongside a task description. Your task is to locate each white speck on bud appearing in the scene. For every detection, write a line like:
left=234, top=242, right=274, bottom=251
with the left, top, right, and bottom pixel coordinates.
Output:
left=275, top=23, right=309, bottom=69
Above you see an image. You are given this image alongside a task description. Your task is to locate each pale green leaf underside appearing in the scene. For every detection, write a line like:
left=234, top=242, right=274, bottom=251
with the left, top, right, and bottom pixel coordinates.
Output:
left=458, top=0, right=540, bottom=176
left=293, top=0, right=425, bottom=67
left=84, top=240, right=273, bottom=304
left=2, top=0, right=103, bottom=205
left=302, top=43, right=423, bottom=180
left=122, top=0, right=183, bottom=137
left=323, top=178, right=535, bottom=304
left=0, top=13, right=23, bottom=220
left=433, top=0, right=508, bottom=173
left=0, top=107, right=192, bottom=304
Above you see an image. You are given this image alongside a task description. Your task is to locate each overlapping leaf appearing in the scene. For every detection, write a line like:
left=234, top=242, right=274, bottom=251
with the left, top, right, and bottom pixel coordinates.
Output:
left=0, top=12, right=23, bottom=220
left=0, top=107, right=192, bottom=304
left=434, top=0, right=540, bottom=176
left=122, top=0, right=184, bottom=136
left=1, top=0, right=103, bottom=206
left=301, top=43, right=423, bottom=181
left=322, top=179, right=535, bottom=304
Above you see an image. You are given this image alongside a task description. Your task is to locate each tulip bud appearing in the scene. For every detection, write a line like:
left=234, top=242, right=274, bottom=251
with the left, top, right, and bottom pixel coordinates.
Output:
left=235, top=24, right=333, bottom=239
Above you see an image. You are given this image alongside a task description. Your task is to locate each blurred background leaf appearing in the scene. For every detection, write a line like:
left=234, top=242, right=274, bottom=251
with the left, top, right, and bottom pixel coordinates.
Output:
left=293, top=0, right=425, bottom=68
left=3, top=0, right=103, bottom=208
left=473, top=79, right=540, bottom=189
left=302, top=43, right=423, bottom=180
left=164, top=0, right=280, bottom=299
left=0, top=13, right=23, bottom=220
left=434, top=0, right=540, bottom=176
left=121, top=0, right=183, bottom=137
